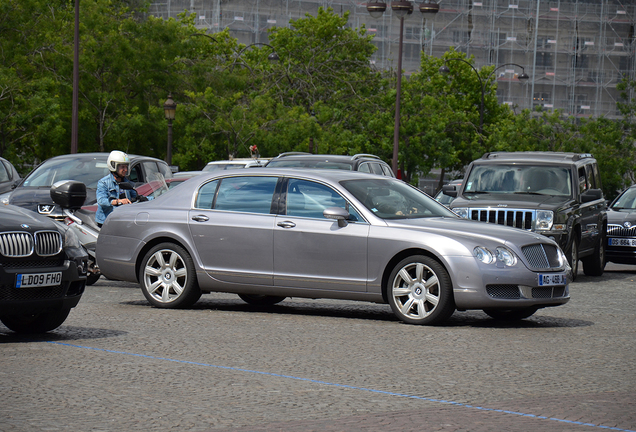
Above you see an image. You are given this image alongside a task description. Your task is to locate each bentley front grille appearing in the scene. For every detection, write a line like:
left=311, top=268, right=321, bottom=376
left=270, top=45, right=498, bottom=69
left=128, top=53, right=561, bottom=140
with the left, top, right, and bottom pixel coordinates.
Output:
left=521, top=244, right=561, bottom=270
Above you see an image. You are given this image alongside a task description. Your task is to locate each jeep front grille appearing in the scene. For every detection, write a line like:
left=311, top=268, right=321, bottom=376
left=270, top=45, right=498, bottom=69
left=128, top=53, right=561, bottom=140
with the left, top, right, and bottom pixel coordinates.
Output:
left=521, top=244, right=561, bottom=269
left=607, top=224, right=636, bottom=238
left=467, top=208, right=535, bottom=230
left=0, top=231, right=62, bottom=258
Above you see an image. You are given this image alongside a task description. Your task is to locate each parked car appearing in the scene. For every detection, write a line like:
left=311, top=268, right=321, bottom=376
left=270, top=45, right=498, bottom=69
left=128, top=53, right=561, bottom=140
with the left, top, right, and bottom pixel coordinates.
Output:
left=7, top=152, right=172, bottom=219
left=434, top=179, right=462, bottom=206
left=265, top=153, right=395, bottom=177
left=0, top=204, right=88, bottom=333
left=445, top=152, right=607, bottom=280
left=0, top=156, right=21, bottom=195
left=606, top=184, right=636, bottom=265
left=202, top=158, right=269, bottom=172
left=96, top=169, right=571, bottom=325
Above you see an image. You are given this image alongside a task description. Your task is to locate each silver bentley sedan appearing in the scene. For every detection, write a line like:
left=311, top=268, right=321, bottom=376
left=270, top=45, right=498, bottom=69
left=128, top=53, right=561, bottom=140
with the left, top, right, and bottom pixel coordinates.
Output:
left=96, top=169, right=571, bottom=325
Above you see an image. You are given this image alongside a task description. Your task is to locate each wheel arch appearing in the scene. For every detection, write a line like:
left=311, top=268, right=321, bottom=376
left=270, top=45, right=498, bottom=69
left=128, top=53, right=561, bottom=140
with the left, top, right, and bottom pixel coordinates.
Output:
left=380, top=248, right=451, bottom=304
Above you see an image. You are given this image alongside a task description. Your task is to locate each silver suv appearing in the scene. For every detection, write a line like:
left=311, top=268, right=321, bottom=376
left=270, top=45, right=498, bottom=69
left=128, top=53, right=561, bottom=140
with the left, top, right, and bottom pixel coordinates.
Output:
left=265, top=153, right=395, bottom=177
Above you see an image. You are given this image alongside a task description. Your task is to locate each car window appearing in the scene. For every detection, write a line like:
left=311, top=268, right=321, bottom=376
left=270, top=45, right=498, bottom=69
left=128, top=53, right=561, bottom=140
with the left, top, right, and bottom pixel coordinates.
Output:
left=358, top=163, right=372, bottom=174
left=129, top=163, right=143, bottom=183
left=380, top=165, right=394, bottom=177
left=585, top=164, right=596, bottom=189
left=465, top=164, right=572, bottom=196
left=195, top=180, right=220, bottom=209
left=612, top=188, right=636, bottom=210
left=370, top=163, right=385, bottom=175
left=214, top=176, right=278, bottom=214
left=0, top=163, right=8, bottom=182
left=158, top=162, right=172, bottom=179
left=342, top=178, right=456, bottom=220
left=578, top=166, right=588, bottom=193
left=22, top=158, right=110, bottom=188
left=286, top=178, right=361, bottom=221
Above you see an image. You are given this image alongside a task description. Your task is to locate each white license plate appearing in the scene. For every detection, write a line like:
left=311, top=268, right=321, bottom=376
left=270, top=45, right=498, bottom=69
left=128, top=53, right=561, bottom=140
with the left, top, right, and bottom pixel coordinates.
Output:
left=16, top=272, right=62, bottom=288
left=609, top=238, right=636, bottom=247
left=538, top=273, right=567, bottom=286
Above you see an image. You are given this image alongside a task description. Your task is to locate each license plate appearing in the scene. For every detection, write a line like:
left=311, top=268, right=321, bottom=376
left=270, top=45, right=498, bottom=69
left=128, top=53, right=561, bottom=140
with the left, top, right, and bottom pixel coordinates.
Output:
left=16, top=272, right=62, bottom=288
left=538, top=273, right=567, bottom=286
left=609, top=238, right=636, bottom=247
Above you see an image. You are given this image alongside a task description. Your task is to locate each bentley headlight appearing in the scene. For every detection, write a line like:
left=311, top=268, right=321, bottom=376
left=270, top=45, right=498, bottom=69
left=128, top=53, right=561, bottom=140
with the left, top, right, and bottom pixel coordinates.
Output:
left=536, top=210, right=554, bottom=230
left=496, top=246, right=517, bottom=266
left=473, top=246, right=494, bottom=264
left=454, top=207, right=469, bottom=219
left=63, top=227, right=82, bottom=249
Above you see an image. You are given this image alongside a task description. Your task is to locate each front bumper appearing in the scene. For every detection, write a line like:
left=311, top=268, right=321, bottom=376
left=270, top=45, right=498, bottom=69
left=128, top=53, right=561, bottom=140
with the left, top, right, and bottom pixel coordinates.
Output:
left=447, top=256, right=571, bottom=310
left=0, top=251, right=88, bottom=316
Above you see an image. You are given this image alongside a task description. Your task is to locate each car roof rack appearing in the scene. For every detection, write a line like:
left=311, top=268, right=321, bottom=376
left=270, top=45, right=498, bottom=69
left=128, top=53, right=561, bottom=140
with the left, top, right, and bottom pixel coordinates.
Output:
left=274, top=152, right=312, bottom=158
left=351, top=154, right=381, bottom=160
left=481, top=151, right=595, bottom=162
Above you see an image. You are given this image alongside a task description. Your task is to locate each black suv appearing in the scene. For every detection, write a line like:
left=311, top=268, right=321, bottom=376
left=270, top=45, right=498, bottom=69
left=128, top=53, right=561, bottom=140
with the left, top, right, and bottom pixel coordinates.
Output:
left=8, top=152, right=173, bottom=219
left=444, top=152, right=607, bottom=279
left=265, top=153, right=395, bottom=177
left=0, top=204, right=87, bottom=333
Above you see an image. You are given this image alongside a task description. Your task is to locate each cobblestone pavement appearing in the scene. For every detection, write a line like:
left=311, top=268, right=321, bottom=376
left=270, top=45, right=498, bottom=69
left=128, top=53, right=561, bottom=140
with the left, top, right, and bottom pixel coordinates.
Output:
left=1, top=264, right=635, bottom=432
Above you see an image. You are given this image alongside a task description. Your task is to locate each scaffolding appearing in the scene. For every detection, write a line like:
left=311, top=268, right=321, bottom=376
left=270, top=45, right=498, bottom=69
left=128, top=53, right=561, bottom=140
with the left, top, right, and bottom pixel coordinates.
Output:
left=147, top=0, right=636, bottom=119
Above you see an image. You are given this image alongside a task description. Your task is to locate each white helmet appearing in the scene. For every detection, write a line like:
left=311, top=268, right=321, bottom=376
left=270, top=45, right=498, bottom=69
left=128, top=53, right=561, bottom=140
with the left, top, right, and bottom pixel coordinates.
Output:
left=107, top=150, right=130, bottom=172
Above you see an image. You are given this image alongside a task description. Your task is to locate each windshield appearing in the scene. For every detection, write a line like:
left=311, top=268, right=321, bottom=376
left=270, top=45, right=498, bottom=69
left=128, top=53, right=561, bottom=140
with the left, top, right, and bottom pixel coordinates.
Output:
left=464, top=164, right=572, bottom=197
left=612, top=188, right=636, bottom=210
left=342, top=178, right=457, bottom=220
left=22, top=156, right=110, bottom=188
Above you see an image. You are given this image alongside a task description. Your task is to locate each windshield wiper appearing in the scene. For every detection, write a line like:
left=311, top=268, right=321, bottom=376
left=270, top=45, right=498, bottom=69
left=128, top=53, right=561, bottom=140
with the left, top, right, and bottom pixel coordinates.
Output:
left=514, top=191, right=546, bottom=196
left=464, top=190, right=489, bottom=194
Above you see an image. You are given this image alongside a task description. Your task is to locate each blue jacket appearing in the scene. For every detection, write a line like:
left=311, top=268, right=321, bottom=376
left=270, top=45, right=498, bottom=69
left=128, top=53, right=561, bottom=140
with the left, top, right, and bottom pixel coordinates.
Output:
left=95, top=174, right=138, bottom=224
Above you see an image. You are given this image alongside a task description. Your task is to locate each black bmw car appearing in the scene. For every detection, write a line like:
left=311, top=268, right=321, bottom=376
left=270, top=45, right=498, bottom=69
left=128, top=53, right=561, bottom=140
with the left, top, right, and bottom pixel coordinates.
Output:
left=0, top=204, right=88, bottom=333
left=606, top=184, right=636, bottom=265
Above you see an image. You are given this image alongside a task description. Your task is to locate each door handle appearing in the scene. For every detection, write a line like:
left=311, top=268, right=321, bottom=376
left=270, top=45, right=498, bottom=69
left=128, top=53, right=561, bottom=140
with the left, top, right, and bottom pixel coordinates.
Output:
left=277, top=221, right=296, bottom=228
left=191, top=215, right=209, bottom=222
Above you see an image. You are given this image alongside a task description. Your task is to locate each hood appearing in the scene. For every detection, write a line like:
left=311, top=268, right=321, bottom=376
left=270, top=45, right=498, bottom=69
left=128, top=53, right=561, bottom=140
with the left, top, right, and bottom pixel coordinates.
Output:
left=607, top=208, right=636, bottom=225
left=8, top=186, right=97, bottom=213
left=0, top=204, right=60, bottom=232
left=385, top=216, right=552, bottom=247
left=451, top=193, right=571, bottom=209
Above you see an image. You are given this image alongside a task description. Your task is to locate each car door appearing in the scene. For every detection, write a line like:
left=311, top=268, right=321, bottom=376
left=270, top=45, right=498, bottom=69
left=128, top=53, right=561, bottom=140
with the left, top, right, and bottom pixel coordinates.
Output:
left=579, top=163, right=603, bottom=253
left=273, top=178, right=369, bottom=292
left=188, top=176, right=279, bottom=286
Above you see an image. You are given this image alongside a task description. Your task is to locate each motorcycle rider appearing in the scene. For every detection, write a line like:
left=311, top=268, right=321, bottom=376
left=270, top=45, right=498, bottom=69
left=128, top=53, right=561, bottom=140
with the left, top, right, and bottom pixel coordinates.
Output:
left=96, top=150, right=147, bottom=227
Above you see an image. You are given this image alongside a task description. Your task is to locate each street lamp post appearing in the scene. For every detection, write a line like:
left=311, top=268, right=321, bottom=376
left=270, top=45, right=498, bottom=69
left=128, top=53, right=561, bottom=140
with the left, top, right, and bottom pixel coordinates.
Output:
left=439, top=59, right=530, bottom=138
left=367, top=0, right=439, bottom=177
left=163, top=94, right=177, bottom=166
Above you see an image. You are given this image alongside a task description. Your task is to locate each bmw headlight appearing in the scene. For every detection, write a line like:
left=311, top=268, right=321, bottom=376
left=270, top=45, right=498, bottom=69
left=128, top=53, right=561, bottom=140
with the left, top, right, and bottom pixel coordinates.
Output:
left=496, top=246, right=517, bottom=266
left=453, top=207, right=469, bottom=219
left=63, top=227, right=82, bottom=249
left=473, top=246, right=494, bottom=264
left=536, top=210, right=554, bottom=230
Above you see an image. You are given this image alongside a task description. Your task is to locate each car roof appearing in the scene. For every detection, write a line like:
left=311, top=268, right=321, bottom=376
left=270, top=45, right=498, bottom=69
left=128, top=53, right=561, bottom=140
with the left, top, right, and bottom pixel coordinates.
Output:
left=270, top=153, right=384, bottom=162
left=201, top=167, right=395, bottom=183
left=41, top=152, right=164, bottom=162
left=478, top=151, right=596, bottom=165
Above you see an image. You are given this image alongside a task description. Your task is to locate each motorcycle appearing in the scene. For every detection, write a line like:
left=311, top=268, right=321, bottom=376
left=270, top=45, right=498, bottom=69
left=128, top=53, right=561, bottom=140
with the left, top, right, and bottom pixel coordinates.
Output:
left=50, top=174, right=168, bottom=285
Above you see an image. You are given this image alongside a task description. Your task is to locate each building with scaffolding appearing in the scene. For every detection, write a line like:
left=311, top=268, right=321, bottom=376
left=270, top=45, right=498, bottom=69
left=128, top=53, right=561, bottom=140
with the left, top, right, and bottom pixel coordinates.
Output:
left=148, top=1, right=635, bottom=119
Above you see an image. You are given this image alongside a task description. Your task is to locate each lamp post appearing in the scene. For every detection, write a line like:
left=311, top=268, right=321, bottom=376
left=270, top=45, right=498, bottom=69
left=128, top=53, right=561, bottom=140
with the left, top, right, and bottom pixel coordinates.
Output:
left=70, top=0, right=80, bottom=154
left=367, top=0, right=439, bottom=177
left=163, top=94, right=177, bottom=166
left=439, top=59, right=529, bottom=139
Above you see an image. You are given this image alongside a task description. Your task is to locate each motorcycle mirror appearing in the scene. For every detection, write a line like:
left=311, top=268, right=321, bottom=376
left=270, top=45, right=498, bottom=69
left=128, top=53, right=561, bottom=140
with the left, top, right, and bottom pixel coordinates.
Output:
left=118, top=182, right=134, bottom=190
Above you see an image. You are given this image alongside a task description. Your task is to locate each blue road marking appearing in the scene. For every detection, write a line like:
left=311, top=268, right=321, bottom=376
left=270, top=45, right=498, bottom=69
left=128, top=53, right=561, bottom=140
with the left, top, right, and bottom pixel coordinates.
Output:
left=47, top=341, right=635, bottom=432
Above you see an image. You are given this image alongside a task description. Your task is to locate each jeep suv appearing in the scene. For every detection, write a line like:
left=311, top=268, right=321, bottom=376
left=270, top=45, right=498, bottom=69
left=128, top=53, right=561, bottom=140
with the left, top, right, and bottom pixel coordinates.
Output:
left=444, top=152, right=607, bottom=279
left=265, top=153, right=395, bottom=177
